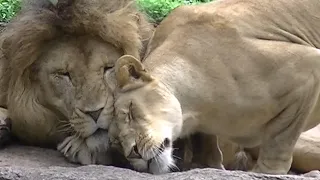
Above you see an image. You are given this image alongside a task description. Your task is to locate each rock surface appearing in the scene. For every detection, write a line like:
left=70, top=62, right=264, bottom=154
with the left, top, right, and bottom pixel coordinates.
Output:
left=0, top=145, right=319, bottom=180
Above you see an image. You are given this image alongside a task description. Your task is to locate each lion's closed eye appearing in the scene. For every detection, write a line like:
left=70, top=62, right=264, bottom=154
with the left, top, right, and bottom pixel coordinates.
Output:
left=104, top=66, right=113, bottom=73
left=56, top=71, right=71, bottom=80
left=51, top=69, right=72, bottom=80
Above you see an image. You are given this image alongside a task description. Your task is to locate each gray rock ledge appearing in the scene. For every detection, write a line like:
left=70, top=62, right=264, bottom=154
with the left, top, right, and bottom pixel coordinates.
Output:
left=0, top=145, right=319, bottom=180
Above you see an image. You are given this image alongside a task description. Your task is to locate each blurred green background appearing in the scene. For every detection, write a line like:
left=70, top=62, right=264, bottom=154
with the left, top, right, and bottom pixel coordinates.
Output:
left=0, top=0, right=214, bottom=23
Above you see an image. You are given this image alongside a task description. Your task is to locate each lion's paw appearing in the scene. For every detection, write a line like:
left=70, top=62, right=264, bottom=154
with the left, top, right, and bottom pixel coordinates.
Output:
left=57, top=135, right=96, bottom=165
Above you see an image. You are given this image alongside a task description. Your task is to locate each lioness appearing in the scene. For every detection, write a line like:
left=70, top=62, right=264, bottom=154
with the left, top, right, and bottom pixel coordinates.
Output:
left=110, top=0, right=320, bottom=174
left=0, top=0, right=152, bottom=165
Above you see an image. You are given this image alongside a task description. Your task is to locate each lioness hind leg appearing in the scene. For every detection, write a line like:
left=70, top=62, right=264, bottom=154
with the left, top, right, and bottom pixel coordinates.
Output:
left=253, top=75, right=320, bottom=174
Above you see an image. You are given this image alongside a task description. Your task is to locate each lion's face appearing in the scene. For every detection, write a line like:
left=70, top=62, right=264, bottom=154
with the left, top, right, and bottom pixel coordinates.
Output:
left=36, top=35, right=120, bottom=138
left=109, top=55, right=183, bottom=174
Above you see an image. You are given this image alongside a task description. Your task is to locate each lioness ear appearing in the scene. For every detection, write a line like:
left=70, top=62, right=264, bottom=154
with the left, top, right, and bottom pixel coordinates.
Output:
left=115, top=55, right=153, bottom=90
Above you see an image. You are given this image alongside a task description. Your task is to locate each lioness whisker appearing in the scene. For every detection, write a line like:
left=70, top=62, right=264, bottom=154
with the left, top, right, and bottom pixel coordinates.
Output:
left=154, top=143, right=165, bottom=153
left=169, top=163, right=180, bottom=172
left=150, top=148, right=161, bottom=169
left=172, top=154, right=181, bottom=160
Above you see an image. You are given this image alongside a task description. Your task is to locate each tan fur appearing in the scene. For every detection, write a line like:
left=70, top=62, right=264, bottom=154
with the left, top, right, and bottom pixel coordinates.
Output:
left=0, top=0, right=153, bottom=165
left=110, top=0, right=320, bottom=175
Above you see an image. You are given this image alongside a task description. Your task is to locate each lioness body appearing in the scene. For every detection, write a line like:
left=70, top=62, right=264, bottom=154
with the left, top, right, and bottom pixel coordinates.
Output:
left=112, top=0, right=320, bottom=174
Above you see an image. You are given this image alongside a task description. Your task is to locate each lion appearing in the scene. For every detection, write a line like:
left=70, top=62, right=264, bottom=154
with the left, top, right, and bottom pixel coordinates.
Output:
left=109, top=0, right=320, bottom=175
left=0, top=0, right=153, bottom=166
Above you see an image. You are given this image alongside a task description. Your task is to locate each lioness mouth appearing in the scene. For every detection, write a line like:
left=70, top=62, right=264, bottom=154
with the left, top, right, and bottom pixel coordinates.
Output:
left=147, top=150, right=163, bottom=168
left=147, top=138, right=172, bottom=168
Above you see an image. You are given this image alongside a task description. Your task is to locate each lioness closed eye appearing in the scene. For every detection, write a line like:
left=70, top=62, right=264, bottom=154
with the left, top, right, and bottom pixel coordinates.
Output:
left=111, top=0, right=320, bottom=175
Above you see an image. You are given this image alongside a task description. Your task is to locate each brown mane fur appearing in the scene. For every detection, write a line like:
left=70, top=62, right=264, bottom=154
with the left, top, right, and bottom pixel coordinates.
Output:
left=0, top=0, right=153, bottom=146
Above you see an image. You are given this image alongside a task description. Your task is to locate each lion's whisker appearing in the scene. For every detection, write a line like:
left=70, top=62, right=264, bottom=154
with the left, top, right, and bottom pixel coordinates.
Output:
left=75, top=132, right=81, bottom=139
left=56, top=124, right=72, bottom=130
left=58, top=119, right=69, bottom=123
left=57, top=124, right=72, bottom=130
left=57, top=129, right=72, bottom=133
left=57, top=124, right=72, bottom=129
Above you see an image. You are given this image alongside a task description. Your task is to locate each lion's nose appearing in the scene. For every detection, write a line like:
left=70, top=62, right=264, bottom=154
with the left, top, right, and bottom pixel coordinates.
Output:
left=85, top=108, right=103, bottom=122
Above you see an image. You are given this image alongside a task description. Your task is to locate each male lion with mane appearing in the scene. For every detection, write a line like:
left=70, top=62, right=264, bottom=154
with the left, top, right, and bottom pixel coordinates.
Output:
left=0, top=0, right=153, bottom=165
left=110, top=0, right=320, bottom=175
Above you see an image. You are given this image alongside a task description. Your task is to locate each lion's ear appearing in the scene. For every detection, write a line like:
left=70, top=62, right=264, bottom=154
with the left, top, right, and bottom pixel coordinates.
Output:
left=115, top=55, right=153, bottom=90
left=47, top=0, right=74, bottom=20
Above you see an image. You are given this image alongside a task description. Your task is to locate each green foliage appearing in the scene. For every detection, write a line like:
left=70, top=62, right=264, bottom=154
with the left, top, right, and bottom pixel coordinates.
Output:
left=0, top=0, right=213, bottom=23
left=137, top=0, right=214, bottom=24
left=0, top=0, right=21, bottom=22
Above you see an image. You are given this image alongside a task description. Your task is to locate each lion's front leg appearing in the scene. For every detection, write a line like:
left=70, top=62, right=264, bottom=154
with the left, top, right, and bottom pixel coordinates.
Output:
left=0, top=107, right=11, bottom=147
left=0, top=117, right=11, bottom=147
left=57, top=135, right=94, bottom=165
left=57, top=131, right=112, bottom=165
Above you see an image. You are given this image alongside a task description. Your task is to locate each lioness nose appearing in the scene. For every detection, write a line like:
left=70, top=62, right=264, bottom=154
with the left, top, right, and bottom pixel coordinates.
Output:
left=127, top=145, right=142, bottom=159
left=85, top=108, right=103, bottom=122
left=161, top=138, right=171, bottom=148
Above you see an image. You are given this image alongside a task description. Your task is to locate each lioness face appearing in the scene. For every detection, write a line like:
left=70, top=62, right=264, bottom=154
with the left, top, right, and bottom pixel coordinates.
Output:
left=110, top=55, right=183, bottom=174
left=36, top=36, right=120, bottom=138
